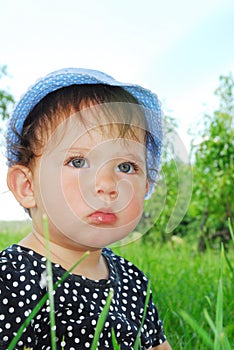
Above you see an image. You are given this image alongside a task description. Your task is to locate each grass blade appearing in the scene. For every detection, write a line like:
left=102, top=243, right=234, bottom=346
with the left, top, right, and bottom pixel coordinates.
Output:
left=179, top=310, right=214, bottom=349
left=43, top=215, right=57, bottom=350
left=111, top=328, right=121, bottom=350
left=214, top=278, right=223, bottom=350
left=133, top=281, right=151, bottom=350
left=90, top=288, right=114, bottom=350
left=221, top=335, right=232, bottom=350
left=227, top=218, right=234, bottom=245
left=204, top=308, right=216, bottom=334
left=214, top=243, right=231, bottom=350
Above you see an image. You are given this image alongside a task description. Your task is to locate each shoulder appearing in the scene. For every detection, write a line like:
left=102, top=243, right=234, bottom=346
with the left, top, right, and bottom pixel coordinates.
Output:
left=0, top=244, right=46, bottom=287
left=0, top=244, right=46, bottom=268
left=103, top=247, right=149, bottom=289
left=103, top=247, right=146, bottom=273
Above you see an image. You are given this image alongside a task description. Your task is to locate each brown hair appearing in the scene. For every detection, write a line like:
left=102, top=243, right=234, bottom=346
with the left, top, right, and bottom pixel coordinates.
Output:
left=11, top=84, right=150, bottom=167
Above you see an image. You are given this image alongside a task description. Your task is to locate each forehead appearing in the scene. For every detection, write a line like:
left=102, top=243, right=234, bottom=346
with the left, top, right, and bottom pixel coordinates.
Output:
left=48, top=100, right=146, bottom=133
left=44, top=111, right=146, bottom=155
left=42, top=103, right=146, bottom=148
left=75, top=101, right=147, bottom=133
left=66, top=134, right=147, bottom=166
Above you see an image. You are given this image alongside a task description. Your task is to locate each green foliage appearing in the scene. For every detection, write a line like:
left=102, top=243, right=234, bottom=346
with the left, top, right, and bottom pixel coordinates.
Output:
left=141, top=73, right=233, bottom=248
left=142, top=159, right=192, bottom=243
left=115, top=238, right=234, bottom=350
left=139, top=114, right=193, bottom=244
left=0, top=221, right=30, bottom=249
left=189, top=73, right=234, bottom=247
left=215, top=73, right=234, bottom=114
left=179, top=244, right=232, bottom=350
left=0, top=65, right=15, bottom=120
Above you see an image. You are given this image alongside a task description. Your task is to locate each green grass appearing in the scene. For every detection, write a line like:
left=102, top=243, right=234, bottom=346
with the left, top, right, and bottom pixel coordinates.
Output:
left=114, top=239, right=234, bottom=349
left=0, top=220, right=31, bottom=247
left=0, top=221, right=233, bottom=349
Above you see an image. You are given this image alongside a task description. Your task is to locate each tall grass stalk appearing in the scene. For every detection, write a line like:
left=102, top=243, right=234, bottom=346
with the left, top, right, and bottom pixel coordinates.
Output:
left=111, top=329, right=121, bottom=350
left=179, top=310, right=214, bottom=349
left=214, top=245, right=224, bottom=350
left=224, top=218, right=234, bottom=276
left=228, top=218, right=234, bottom=244
left=43, top=215, right=57, bottom=350
left=90, top=288, right=114, bottom=350
left=133, top=281, right=151, bottom=350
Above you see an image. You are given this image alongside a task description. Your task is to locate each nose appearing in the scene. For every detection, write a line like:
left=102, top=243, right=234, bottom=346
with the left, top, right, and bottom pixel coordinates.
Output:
left=95, top=168, right=118, bottom=201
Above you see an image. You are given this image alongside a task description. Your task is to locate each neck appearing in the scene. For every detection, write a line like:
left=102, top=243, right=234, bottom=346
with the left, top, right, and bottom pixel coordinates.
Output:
left=19, top=230, right=109, bottom=280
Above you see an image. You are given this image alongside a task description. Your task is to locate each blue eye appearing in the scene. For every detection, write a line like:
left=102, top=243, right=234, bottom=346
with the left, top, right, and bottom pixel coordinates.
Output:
left=117, top=162, right=138, bottom=173
left=68, top=158, right=88, bottom=168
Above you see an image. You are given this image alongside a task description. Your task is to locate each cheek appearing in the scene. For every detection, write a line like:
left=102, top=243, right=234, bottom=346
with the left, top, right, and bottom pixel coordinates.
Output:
left=124, top=186, right=145, bottom=220
left=61, top=172, right=76, bottom=200
left=61, top=170, right=91, bottom=208
left=61, top=172, right=84, bottom=214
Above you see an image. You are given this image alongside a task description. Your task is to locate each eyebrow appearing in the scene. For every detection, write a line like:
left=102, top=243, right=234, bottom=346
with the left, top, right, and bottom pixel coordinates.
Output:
left=65, top=147, right=91, bottom=153
left=120, top=153, right=146, bottom=163
left=64, top=148, right=145, bottom=162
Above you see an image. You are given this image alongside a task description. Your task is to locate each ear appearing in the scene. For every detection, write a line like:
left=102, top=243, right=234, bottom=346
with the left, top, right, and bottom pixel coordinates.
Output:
left=145, top=179, right=149, bottom=195
left=7, top=165, right=36, bottom=209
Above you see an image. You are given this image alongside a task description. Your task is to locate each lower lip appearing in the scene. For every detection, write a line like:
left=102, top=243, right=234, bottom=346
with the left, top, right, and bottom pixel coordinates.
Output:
left=88, top=212, right=117, bottom=225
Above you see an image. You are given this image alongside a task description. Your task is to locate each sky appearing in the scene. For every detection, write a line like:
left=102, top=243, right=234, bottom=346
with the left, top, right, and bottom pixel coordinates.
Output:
left=0, top=0, right=234, bottom=220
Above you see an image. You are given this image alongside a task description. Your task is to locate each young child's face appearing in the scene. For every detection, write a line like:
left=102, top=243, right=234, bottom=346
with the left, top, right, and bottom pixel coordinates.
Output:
left=31, top=111, right=148, bottom=249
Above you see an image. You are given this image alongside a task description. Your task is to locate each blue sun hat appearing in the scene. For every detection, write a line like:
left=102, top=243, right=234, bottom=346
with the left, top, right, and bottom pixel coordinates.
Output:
left=6, top=68, right=163, bottom=198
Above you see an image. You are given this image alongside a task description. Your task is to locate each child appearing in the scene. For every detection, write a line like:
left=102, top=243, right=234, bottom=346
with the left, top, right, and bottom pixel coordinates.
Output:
left=0, top=68, right=171, bottom=349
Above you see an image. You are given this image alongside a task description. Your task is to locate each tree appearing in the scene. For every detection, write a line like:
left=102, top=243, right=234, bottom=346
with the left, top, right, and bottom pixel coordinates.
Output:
left=190, top=73, right=234, bottom=250
left=0, top=65, right=15, bottom=120
left=138, top=115, right=193, bottom=244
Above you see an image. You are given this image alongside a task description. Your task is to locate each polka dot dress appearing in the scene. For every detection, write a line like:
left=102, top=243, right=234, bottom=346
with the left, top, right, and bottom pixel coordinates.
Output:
left=0, top=245, right=166, bottom=349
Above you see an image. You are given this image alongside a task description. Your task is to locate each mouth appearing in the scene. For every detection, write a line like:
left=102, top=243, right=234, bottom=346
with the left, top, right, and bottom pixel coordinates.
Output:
left=88, top=209, right=117, bottom=225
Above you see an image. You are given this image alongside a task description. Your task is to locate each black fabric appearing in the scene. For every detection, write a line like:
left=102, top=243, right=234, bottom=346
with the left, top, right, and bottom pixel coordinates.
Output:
left=0, top=244, right=166, bottom=349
